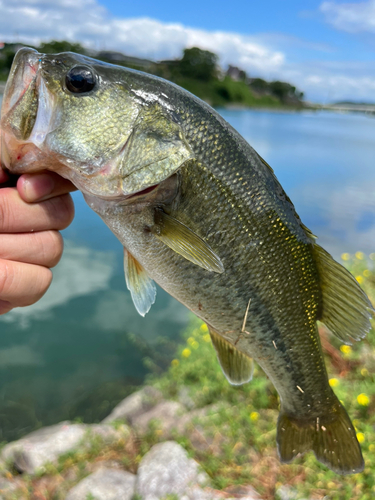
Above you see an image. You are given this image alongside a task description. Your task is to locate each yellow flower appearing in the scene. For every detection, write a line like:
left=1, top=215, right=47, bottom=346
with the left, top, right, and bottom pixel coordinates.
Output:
left=341, top=253, right=350, bottom=261
left=250, top=411, right=259, bottom=421
left=203, top=333, right=211, bottom=343
left=369, top=444, right=375, bottom=452
left=361, top=368, right=369, bottom=377
left=327, top=482, right=337, bottom=489
left=340, top=345, right=352, bottom=355
left=356, top=275, right=364, bottom=284
left=356, top=432, right=365, bottom=443
left=187, top=337, right=195, bottom=346
left=363, top=269, right=371, bottom=277
left=182, top=348, right=191, bottom=358
left=171, top=359, right=179, bottom=367
left=191, top=341, right=199, bottom=350
left=370, top=253, right=375, bottom=261
left=329, top=378, right=339, bottom=387
left=355, top=251, right=365, bottom=260
left=200, top=323, right=208, bottom=333
left=357, top=393, right=370, bottom=406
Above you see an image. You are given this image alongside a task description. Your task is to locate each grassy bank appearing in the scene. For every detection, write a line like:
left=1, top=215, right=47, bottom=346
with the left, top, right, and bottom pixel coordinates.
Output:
left=1, top=253, right=374, bottom=500
left=146, top=252, right=375, bottom=499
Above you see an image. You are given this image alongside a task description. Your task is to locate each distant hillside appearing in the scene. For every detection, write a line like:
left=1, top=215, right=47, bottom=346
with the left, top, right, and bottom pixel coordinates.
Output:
left=0, top=40, right=306, bottom=109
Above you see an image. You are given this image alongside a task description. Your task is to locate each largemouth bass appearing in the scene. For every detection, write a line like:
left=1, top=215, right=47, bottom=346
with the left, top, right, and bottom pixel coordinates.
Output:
left=1, top=48, right=373, bottom=475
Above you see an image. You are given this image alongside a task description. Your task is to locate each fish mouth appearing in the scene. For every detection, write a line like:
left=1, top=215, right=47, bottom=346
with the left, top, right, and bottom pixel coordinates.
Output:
left=0, top=48, right=54, bottom=174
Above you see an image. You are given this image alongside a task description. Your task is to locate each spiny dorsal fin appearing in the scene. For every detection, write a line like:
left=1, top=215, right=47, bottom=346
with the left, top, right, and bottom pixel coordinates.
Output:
left=124, top=249, right=156, bottom=317
left=209, top=328, right=253, bottom=385
left=153, top=210, right=224, bottom=274
left=313, top=244, right=374, bottom=344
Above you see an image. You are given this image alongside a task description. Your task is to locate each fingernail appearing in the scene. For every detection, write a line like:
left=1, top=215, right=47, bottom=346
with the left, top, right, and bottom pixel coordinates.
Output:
left=20, top=174, right=55, bottom=202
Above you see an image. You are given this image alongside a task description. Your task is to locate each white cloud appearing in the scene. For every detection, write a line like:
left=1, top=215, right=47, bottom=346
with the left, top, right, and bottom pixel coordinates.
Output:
left=320, top=0, right=375, bottom=33
left=0, top=0, right=374, bottom=101
left=0, top=241, right=115, bottom=327
left=0, top=1, right=284, bottom=75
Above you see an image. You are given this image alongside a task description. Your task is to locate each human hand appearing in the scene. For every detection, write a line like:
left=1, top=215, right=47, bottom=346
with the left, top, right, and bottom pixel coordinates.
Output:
left=0, top=169, right=76, bottom=314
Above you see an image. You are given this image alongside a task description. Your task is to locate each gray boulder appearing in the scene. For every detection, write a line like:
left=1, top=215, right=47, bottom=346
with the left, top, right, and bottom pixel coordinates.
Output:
left=134, top=401, right=185, bottom=436
left=1, top=422, right=87, bottom=474
left=65, top=467, right=136, bottom=500
left=276, top=485, right=305, bottom=500
left=1, top=422, right=130, bottom=475
left=136, top=441, right=209, bottom=500
left=102, top=386, right=163, bottom=425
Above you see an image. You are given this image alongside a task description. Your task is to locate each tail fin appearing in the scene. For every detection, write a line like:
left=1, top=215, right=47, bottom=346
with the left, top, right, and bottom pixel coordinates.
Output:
left=277, top=402, right=364, bottom=475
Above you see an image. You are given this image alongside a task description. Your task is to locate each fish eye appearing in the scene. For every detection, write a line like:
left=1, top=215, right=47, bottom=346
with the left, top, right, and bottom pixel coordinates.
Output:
left=65, top=66, right=96, bottom=94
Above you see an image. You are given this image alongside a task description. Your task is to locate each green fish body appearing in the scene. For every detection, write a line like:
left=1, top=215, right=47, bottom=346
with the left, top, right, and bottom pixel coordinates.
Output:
left=1, top=48, right=373, bottom=475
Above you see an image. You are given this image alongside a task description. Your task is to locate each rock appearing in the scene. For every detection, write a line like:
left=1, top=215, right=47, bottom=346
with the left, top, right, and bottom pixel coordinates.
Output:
left=102, top=386, right=163, bottom=425
left=276, top=485, right=305, bottom=500
left=65, top=467, right=136, bottom=500
left=178, top=386, right=195, bottom=410
left=87, top=423, right=131, bottom=443
left=223, top=484, right=262, bottom=499
left=1, top=422, right=88, bottom=474
left=136, top=441, right=209, bottom=500
left=134, top=401, right=185, bottom=436
left=181, top=485, right=261, bottom=500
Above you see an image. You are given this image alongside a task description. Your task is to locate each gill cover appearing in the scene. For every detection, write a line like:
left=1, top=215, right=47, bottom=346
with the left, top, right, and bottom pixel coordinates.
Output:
left=118, top=103, right=194, bottom=194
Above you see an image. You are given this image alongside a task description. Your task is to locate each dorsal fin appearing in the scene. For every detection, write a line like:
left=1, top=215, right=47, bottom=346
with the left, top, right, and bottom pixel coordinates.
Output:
left=209, top=328, right=253, bottom=385
left=152, top=210, right=224, bottom=273
left=312, top=244, right=374, bottom=344
left=124, top=249, right=156, bottom=317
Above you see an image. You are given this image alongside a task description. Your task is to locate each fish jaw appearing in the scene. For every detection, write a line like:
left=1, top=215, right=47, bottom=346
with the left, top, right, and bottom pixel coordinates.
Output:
left=0, top=47, right=58, bottom=175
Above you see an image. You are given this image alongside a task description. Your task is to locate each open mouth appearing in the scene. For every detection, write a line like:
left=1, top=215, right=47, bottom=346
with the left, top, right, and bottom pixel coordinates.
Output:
left=0, top=48, right=56, bottom=173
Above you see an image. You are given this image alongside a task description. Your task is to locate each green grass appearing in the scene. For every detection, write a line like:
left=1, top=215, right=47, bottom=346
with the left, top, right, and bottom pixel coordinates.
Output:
left=146, top=251, right=375, bottom=499
left=2, top=253, right=374, bottom=500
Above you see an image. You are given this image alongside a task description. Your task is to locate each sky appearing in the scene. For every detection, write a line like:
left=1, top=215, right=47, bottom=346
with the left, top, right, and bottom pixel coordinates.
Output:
left=0, top=0, right=374, bottom=102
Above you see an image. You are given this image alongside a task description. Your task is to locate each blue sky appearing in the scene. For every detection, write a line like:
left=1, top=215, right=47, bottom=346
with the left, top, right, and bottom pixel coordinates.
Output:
left=0, top=0, right=374, bottom=102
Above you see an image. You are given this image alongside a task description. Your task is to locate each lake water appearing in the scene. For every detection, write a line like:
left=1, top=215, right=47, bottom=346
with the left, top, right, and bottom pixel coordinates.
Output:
left=1, top=100, right=375, bottom=441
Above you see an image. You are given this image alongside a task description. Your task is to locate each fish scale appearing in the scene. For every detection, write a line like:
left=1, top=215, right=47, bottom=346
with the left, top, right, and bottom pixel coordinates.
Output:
left=1, top=47, right=373, bottom=475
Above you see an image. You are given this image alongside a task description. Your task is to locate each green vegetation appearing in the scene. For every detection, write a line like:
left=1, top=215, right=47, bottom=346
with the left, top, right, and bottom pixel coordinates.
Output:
left=2, top=252, right=374, bottom=499
left=0, top=41, right=305, bottom=109
left=147, top=252, right=375, bottom=499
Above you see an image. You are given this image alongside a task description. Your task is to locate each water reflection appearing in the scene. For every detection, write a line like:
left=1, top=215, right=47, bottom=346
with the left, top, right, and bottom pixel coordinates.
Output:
left=0, top=102, right=374, bottom=441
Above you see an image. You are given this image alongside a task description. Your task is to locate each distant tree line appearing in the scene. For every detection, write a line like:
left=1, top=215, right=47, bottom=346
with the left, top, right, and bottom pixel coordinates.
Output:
left=0, top=41, right=305, bottom=107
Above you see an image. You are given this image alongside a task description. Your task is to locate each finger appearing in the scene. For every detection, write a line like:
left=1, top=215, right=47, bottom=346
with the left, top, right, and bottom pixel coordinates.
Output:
left=0, top=169, right=9, bottom=184
left=0, top=188, right=74, bottom=233
left=0, top=230, right=64, bottom=268
left=0, top=258, right=52, bottom=308
left=0, top=299, right=13, bottom=315
left=17, top=171, right=77, bottom=203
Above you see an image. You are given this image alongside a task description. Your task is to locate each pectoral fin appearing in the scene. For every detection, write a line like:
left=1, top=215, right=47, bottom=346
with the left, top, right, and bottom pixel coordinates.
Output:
left=153, top=210, right=224, bottom=273
left=209, top=328, right=253, bottom=385
left=124, top=249, right=156, bottom=317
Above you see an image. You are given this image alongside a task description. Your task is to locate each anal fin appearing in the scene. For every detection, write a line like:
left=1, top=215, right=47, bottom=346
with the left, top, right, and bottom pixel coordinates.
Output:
left=124, top=249, right=156, bottom=317
left=209, top=328, right=253, bottom=385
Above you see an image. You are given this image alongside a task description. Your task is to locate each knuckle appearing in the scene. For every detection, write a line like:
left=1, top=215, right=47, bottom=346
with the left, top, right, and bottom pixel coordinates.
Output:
left=45, top=194, right=74, bottom=230
left=0, top=260, right=15, bottom=298
left=22, top=267, right=52, bottom=306
left=37, top=230, right=64, bottom=268
left=0, top=189, right=15, bottom=232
